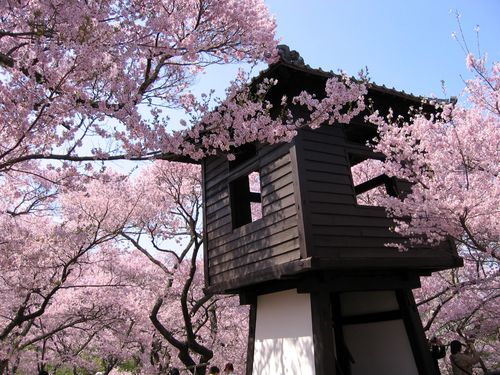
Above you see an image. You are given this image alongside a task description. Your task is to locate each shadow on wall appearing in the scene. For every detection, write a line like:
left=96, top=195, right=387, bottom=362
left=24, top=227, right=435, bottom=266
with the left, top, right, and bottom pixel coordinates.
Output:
left=253, top=337, right=315, bottom=375
left=251, top=290, right=316, bottom=375
left=205, top=142, right=302, bottom=287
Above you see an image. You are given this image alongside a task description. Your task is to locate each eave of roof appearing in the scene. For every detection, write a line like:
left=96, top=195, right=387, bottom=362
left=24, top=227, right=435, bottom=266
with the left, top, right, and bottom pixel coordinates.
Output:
left=161, top=54, right=449, bottom=164
left=259, top=58, right=430, bottom=104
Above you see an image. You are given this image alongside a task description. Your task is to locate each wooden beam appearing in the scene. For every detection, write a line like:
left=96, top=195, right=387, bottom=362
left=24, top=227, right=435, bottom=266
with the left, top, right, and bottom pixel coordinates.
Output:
left=311, top=291, right=337, bottom=374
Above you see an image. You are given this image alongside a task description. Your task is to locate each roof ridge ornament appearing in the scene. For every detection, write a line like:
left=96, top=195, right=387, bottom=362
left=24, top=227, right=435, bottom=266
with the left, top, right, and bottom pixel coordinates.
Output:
left=277, top=44, right=305, bottom=66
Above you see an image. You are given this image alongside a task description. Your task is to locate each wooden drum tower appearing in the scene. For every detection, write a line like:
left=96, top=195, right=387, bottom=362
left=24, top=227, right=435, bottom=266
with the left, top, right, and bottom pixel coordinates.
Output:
left=201, top=52, right=462, bottom=375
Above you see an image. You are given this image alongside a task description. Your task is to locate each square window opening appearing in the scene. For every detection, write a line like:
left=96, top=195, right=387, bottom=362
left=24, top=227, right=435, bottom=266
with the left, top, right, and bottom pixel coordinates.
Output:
left=230, top=170, right=262, bottom=228
left=349, top=154, right=397, bottom=206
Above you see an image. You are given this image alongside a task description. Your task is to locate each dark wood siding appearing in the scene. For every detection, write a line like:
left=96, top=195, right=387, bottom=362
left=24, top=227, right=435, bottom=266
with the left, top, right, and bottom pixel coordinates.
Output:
left=204, top=143, right=301, bottom=288
left=296, top=126, right=459, bottom=267
left=202, top=61, right=461, bottom=294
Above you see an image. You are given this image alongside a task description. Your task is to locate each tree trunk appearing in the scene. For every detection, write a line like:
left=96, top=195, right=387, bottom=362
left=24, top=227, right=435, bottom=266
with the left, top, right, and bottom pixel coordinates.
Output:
left=0, top=359, right=8, bottom=375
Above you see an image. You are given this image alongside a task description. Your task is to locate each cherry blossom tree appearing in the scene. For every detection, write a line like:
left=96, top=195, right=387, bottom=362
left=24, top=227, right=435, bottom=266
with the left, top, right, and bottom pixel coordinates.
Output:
left=362, top=46, right=499, bottom=372
left=415, top=258, right=499, bottom=373
left=1, top=3, right=275, bottom=368
left=369, top=53, right=499, bottom=257
left=9, top=248, right=149, bottom=374
left=1, top=161, right=248, bottom=375
left=1, top=2, right=368, bottom=373
left=65, top=161, right=248, bottom=375
left=0, top=169, right=143, bottom=373
left=1, top=0, right=369, bottom=169
left=118, top=161, right=248, bottom=375
left=0, top=0, right=279, bottom=167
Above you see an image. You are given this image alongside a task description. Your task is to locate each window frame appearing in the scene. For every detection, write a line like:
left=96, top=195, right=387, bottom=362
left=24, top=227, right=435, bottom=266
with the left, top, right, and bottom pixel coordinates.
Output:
left=228, top=150, right=263, bottom=229
left=348, top=152, right=399, bottom=206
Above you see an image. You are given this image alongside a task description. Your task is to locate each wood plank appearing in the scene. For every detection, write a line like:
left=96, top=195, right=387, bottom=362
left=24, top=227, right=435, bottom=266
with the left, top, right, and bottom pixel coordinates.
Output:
left=228, top=204, right=297, bottom=237
left=207, top=159, right=293, bottom=208
left=261, top=172, right=294, bottom=198
left=302, top=141, right=346, bottom=157
left=207, top=198, right=297, bottom=243
left=302, top=127, right=345, bottom=142
left=308, top=251, right=461, bottom=272
left=302, top=156, right=350, bottom=172
left=311, top=292, right=337, bottom=375
left=209, top=249, right=301, bottom=283
left=208, top=237, right=299, bottom=275
left=208, top=210, right=298, bottom=255
left=307, top=181, right=354, bottom=195
left=260, top=153, right=291, bottom=178
left=205, top=182, right=228, bottom=201
left=205, top=195, right=229, bottom=216
left=205, top=192, right=228, bottom=217
left=262, top=193, right=296, bottom=217
left=205, top=171, right=228, bottom=190
left=313, top=246, right=407, bottom=258
left=260, top=164, right=292, bottom=187
left=209, top=237, right=300, bottom=275
left=210, top=237, right=300, bottom=274
left=206, top=222, right=233, bottom=242
left=312, top=225, right=400, bottom=238
left=343, top=142, right=374, bottom=155
left=207, top=215, right=233, bottom=237
left=204, top=180, right=227, bottom=203
left=310, top=213, right=394, bottom=227
left=290, top=135, right=313, bottom=259
left=303, top=159, right=351, bottom=175
left=313, top=235, right=402, bottom=248
left=207, top=189, right=296, bottom=227
left=307, top=191, right=356, bottom=205
left=303, top=151, right=347, bottom=166
left=259, top=143, right=291, bottom=168
left=204, top=156, right=227, bottom=175
left=204, top=158, right=229, bottom=190
left=246, top=304, right=257, bottom=375
left=202, top=161, right=210, bottom=287
left=308, top=202, right=387, bottom=217
left=304, top=170, right=352, bottom=185
left=208, top=220, right=299, bottom=263
left=206, top=205, right=231, bottom=224
left=261, top=181, right=295, bottom=206
left=345, top=146, right=384, bottom=162
left=304, top=165, right=351, bottom=179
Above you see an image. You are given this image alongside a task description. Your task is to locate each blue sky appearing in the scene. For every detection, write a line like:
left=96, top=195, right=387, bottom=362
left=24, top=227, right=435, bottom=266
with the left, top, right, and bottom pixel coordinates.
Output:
left=196, top=1, right=499, bottom=102
left=264, top=0, right=500, bottom=98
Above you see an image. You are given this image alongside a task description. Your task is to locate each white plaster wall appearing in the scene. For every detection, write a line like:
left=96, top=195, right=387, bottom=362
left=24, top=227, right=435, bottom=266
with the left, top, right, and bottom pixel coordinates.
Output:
left=252, top=289, right=315, bottom=375
left=341, top=291, right=418, bottom=375
left=344, top=319, right=419, bottom=375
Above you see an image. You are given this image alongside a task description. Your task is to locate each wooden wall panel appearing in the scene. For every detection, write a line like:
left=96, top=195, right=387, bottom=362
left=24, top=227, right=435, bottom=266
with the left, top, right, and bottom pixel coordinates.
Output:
left=210, top=249, right=301, bottom=286
left=297, top=126, right=459, bottom=269
left=298, top=126, right=403, bottom=258
left=204, top=144, right=301, bottom=288
left=201, top=63, right=461, bottom=294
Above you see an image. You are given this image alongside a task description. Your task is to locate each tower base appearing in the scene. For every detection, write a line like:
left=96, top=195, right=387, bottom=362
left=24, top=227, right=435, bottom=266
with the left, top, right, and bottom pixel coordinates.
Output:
left=245, top=283, right=437, bottom=375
